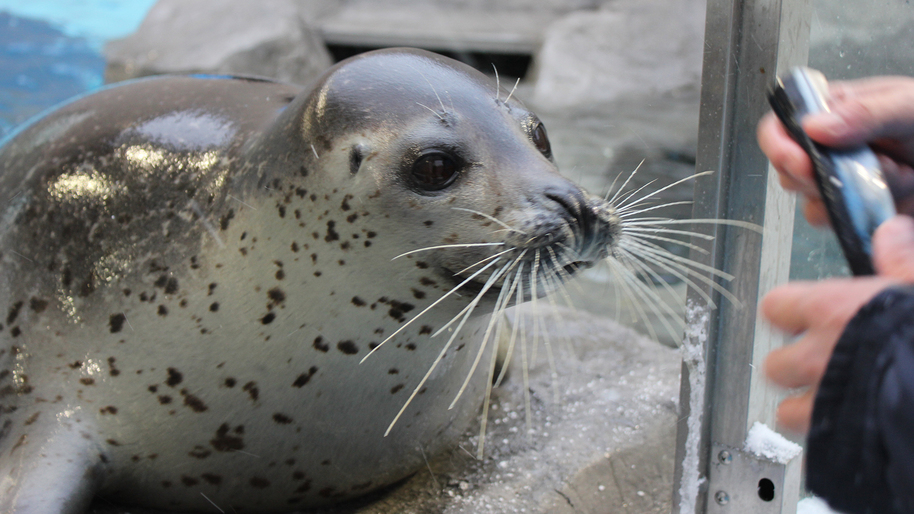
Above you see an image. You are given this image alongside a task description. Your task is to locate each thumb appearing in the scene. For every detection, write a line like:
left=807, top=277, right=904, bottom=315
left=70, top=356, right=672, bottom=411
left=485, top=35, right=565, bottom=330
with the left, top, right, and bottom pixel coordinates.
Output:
left=873, top=214, right=914, bottom=281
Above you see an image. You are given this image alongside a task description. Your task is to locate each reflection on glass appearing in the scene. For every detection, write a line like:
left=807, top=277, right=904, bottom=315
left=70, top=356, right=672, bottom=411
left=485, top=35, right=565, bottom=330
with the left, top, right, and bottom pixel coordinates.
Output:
left=789, top=0, right=914, bottom=280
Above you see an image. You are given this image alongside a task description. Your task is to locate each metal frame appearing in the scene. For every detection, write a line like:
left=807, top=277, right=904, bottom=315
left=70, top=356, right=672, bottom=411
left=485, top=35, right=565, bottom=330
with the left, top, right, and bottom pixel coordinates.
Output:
left=672, top=0, right=813, bottom=512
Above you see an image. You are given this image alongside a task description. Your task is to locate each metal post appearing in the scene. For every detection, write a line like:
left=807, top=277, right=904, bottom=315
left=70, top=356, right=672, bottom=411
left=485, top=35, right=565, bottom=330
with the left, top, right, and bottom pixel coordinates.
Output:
left=672, top=0, right=812, bottom=512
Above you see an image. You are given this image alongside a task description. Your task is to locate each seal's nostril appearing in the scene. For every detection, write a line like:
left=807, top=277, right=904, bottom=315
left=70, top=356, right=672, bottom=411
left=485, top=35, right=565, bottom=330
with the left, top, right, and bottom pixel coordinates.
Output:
left=544, top=192, right=582, bottom=221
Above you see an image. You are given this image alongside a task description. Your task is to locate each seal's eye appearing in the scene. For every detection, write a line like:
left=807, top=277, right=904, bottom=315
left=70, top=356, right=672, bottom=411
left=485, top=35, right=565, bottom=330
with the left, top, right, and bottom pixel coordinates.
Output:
left=531, top=123, right=552, bottom=158
left=411, top=152, right=459, bottom=191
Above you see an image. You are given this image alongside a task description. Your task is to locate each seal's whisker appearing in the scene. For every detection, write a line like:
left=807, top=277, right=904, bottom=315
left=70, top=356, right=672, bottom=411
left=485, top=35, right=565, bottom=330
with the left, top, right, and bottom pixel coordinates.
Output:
left=615, top=257, right=686, bottom=342
left=362, top=258, right=502, bottom=364
left=452, top=207, right=526, bottom=235
left=615, top=170, right=715, bottom=212
left=621, top=231, right=710, bottom=255
left=475, top=263, right=520, bottom=458
left=605, top=159, right=645, bottom=204
left=453, top=246, right=517, bottom=276
left=545, top=246, right=586, bottom=296
left=494, top=265, right=525, bottom=388
left=620, top=236, right=737, bottom=283
left=603, top=258, right=664, bottom=342
left=528, top=250, right=542, bottom=366
left=409, top=63, right=448, bottom=113
left=384, top=262, right=507, bottom=436
left=611, top=249, right=691, bottom=328
left=492, top=64, right=500, bottom=101
left=449, top=257, right=524, bottom=409
left=621, top=224, right=716, bottom=241
left=391, top=242, right=504, bottom=261
left=504, top=77, right=521, bottom=104
left=616, top=239, right=736, bottom=306
left=517, top=284, right=534, bottom=441
left=310, top=143, right=319, bottom=159
left=416, top=102, right=446, bottom=121
left=626, top=218, right=763, bottom=233
left=617, top=200, right=694, bottom=218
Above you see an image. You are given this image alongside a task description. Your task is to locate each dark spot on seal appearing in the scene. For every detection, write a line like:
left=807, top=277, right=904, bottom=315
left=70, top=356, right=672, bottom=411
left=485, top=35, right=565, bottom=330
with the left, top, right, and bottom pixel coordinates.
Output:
left=61, top=268, right=72, bottom=287
left=340, top=241, right=350, bottom=251
left=347, top=213, right=358, bottom=223
left=341, top=194, right=353, bottom=211
left=181, top=390, right=208, bottom=412
left=106, top=439, right=120, bottom=446
left=100, top=406, right=117, bottom=415
left=202, top=473, right=222, bottom=485
left=224, top=377, right=236, bottom=388
left=386, top=300, right=415, bottom=322
left=267, top=288, right=286, bottom=304
left=424, top=220, right=434, bottom=226
left=405, top=343, right=416, bottom=351
left=109, top=313, right=126, bottom=333
left=324, top=220, right=339, bottom=242
left=420, top=326, right=433, bottom=335
left=416, top=261, right=429, bottom=269
left=291, top=242, right=300, bottom=252
left=108, top=357, right=120, bottom=376
left=158, top=395, right=172, bottom=405
left=220, top=209, right=235, bottom=231
left=209, top=302, right=219, bottom=312
left=181, top=476, right=199, bottom=487
left=250, top=477, right=271, bottom=489
left=9, top=327, right=21, bottom=337
left=166, top=368, right=183, bottom=387
left=276, top=269, right=285, bottom=280
left=313, top=337, right=329, bottom=352
left=295, top=187, right=307, bottom=198
left=366, top=231, right=377, bottom=238
left=277, top=204, right=286, bottom=218
left=157, top=305, right=168, bottom=317
left=420, top=277, right=437, bottom=286
left=337, top=341, right=358, bottom=355
left=261, top=312, right=276, bottom=324
left=364, top=240, right=372, bottom=248
left=189, top=446, right=211, bottom=459
left=211, top=423, right=244, bottom=451
left=147, top=385, right=157, bottom=393
left=273, top=413, right=293, bottom=424
left=310, top=253, right=318, bottom=264
left=79, top=271, right=97, bottom=297
left=292, top=367, right=318, bottom=387
left=351, top=296, right=366, bottom=307
left=7, top=301, right=25, bottom=323
left=411, top=288, right=426, bottom=300
left=24, top=412, right=40, bottom=426
left=29, top=298, right=48, bottom=313
left=208, top=283, right=217, bottom=295
left=390, top=384, right=404, bottom=394
left=299, top=165, right=309, bottom=177
left=243, top=381, right=259, bottom=401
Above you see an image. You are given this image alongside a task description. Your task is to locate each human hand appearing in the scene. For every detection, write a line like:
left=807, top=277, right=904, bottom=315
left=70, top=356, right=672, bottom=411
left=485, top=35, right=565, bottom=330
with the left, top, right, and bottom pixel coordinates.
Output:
left=761, top=215, right=914, bottom=434
left=758, top=76, right=914, bottom=225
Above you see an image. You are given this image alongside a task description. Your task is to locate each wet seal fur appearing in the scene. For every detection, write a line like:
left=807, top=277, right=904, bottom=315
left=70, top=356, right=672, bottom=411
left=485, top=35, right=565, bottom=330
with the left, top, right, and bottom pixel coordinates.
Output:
left=0, top=48, right=626, bottom=512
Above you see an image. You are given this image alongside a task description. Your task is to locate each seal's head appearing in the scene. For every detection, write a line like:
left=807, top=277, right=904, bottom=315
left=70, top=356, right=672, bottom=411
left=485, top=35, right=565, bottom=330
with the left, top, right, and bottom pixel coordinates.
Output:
left=274, top=48, right=621, bottom=299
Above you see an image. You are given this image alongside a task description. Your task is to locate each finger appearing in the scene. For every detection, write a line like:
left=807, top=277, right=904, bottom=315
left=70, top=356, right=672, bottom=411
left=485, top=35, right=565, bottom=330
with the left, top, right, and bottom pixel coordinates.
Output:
left=758, top=112, right=817, bottom=188
left=874, top=214, right=914, bottom=281
left=776, top=389, right=816, bottom=434
left=760, top=281, right=819, bottom=335
left=764, top=333, right=836, bottom=389
left=802, top=198, right=831, bottom=227
left=804, top=77, right=914, bottom=146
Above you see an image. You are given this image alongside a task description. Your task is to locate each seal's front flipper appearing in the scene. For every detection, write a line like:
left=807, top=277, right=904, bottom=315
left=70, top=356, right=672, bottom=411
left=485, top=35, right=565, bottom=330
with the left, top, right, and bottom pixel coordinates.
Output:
left=0, top=408, right=104, bottom=514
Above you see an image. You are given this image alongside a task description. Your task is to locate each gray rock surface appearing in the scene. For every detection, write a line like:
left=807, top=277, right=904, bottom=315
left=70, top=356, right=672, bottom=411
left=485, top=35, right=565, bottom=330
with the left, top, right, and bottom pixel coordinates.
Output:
left=89, top=306, right=680, bottom=513
left=531, top=0, right=705, bottom=110
left=104, top=0, right=333, bottom=85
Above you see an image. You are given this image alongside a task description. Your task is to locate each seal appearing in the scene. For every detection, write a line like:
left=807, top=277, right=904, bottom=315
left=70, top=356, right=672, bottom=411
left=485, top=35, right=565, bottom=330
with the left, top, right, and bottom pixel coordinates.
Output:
left=0, top=47, right=714, bottom=513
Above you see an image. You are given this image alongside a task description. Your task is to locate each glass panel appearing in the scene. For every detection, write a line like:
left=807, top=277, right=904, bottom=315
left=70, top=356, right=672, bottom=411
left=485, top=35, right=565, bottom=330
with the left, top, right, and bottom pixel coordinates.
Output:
left=789, top=0, right=914, bottom=280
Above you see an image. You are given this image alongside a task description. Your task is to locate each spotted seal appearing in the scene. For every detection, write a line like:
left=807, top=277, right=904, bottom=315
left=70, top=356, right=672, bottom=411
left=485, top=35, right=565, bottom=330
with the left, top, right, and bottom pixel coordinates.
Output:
left=0, top=47, right=713, bottom=513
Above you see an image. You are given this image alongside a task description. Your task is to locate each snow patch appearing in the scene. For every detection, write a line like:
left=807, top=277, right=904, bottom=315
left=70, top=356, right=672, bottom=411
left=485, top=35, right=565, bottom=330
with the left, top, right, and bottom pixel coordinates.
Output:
left=744, top=422, right=802, bottom=464
left=798, top=496, right=843, bottom=514
left=677, top=300, right=710, bottom=514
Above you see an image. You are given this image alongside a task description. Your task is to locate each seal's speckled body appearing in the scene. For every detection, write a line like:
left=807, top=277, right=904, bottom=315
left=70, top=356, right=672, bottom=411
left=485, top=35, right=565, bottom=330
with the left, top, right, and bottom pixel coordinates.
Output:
left=0, top=48, right=621, bottom=513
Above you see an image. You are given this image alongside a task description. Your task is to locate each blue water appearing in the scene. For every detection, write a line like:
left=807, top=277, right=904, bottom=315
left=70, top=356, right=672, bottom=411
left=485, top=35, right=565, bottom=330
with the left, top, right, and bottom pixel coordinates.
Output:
left=0, top=1, right=155, bottom=139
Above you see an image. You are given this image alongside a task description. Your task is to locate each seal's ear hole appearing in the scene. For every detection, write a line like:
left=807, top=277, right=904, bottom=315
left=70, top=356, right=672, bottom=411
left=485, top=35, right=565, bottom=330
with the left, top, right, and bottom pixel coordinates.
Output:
left=531, top=123, right=552, bottom=159
left=411, top=151, right=460, bottom=191
left=349, top=145, right=366, bottom=175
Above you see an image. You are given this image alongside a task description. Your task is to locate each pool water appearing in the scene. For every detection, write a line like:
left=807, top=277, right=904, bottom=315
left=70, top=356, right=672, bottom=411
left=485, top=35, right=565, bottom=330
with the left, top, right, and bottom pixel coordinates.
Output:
left=0, top=1, right=155, bottom=139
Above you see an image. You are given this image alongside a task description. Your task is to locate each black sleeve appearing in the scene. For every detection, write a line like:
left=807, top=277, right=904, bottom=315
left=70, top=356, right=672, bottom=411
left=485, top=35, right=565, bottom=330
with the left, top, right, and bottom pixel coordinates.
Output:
left=807, top=285, right=914, bottom=514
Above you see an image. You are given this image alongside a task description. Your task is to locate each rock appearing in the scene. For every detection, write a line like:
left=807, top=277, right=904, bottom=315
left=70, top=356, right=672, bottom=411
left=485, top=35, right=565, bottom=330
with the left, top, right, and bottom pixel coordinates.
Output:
left=531, top=0, right=705, bottom=110
left=104, top=0, right=333, bottom=85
